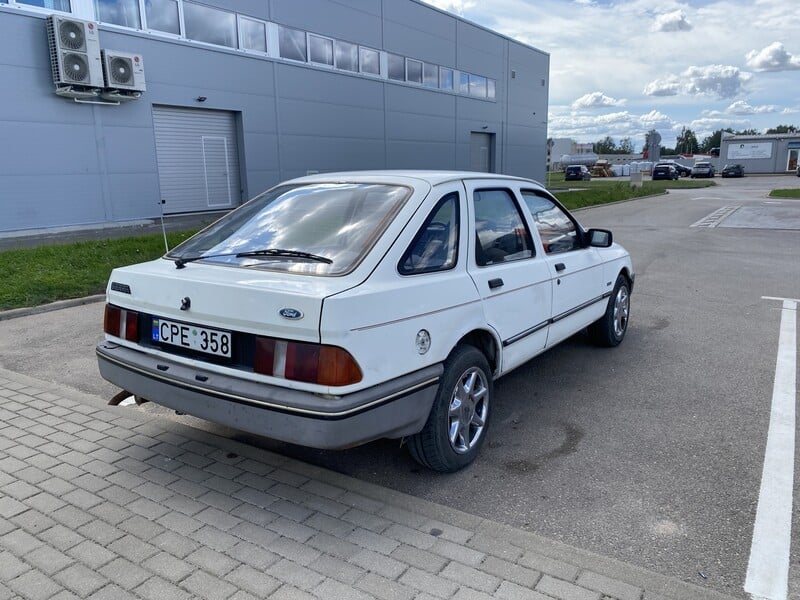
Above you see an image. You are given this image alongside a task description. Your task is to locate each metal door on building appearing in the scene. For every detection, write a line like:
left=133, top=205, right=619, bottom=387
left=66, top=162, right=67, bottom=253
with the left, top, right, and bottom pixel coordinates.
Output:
left=153, top=106, right=241, bottom=214
left=470, top=132, right=495, bottom=173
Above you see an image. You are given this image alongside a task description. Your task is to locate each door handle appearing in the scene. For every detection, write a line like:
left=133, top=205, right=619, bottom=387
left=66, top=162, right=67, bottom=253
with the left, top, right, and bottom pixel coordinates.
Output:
left=488, top=278, right=504, bottom=289
left=555, top=263, right=566, bottom=272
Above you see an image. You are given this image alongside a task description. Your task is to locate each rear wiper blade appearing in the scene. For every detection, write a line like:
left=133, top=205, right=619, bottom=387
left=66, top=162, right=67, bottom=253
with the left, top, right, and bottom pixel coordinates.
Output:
left=236, top=249, right=333, bottom=264
left=174, top=248, right=332, bottom=269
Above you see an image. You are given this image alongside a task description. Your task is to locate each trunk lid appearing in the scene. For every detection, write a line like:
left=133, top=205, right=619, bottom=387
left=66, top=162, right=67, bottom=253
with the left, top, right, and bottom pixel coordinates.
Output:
left=107, top=257, right=359, bottom=342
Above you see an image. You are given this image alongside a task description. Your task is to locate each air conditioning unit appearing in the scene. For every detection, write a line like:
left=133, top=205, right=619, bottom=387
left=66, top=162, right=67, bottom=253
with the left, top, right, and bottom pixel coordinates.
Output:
left=46, top=15, right=104, bottom=89
left=101, top=50, right=146, bottom=93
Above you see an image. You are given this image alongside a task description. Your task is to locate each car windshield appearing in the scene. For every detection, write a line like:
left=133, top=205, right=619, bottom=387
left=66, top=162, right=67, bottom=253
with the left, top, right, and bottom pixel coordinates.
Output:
left=166, top=182, right=412, bottom=276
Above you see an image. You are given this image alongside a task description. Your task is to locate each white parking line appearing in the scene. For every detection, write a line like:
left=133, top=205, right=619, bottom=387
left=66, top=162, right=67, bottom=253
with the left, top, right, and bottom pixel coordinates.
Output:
left=745, top=298, right=797, bottom=600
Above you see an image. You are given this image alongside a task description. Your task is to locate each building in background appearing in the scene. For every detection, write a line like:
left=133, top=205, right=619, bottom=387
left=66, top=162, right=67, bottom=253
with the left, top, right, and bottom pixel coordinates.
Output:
left=0, top=0, right=549, bottom=235
left=719, top=133, right=800, bottom=174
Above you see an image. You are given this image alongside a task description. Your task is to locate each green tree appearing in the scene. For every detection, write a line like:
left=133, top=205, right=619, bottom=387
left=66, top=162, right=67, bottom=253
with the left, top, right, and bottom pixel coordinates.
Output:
left=593, top=136, right=617, bottom=154
left=735, top=128, right=759, bottom=135
left=766, top=124, right=798, bottom=134
left=675, top=127, right=699, bottom=154
left=618, top=137, right=635, bottom=154
left=700, top=128, right=733, bottom=153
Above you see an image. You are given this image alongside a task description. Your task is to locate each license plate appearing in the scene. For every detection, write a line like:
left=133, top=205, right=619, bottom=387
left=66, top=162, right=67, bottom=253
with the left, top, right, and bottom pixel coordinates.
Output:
left=152, top=318, right=232, bottom=358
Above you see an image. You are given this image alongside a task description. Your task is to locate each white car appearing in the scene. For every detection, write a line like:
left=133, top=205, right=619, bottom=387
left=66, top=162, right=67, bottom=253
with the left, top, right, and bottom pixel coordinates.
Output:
left=97, top=171, right=633, bottom=472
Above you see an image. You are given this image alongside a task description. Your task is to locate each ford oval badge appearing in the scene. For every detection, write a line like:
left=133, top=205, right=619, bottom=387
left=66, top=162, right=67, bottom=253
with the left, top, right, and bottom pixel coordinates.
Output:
left=279, top=308, right=304, bottom=320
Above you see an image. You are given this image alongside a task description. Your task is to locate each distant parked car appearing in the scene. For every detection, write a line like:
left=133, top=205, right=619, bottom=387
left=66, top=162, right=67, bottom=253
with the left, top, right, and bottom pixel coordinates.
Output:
left=564, top=165, right=591, bottom=181
left=652, top=164, right=679, bottom=181
left=691, top=162, right=715, bottom=178
left=796, top=165, right=799, bottom=177
left=721, top=164, right=744, bottom=178
left=657, top=161, right=691, bottom=177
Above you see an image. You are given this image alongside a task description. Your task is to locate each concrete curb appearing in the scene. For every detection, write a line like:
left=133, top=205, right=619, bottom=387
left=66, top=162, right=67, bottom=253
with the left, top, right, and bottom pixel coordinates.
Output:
left=0, top=294, right=105, bottom=322
left=0, top=365, right=739, bottom=600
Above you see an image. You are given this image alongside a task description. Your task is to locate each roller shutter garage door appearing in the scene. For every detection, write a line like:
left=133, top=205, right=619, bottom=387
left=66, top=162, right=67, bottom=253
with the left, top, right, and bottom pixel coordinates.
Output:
left=153, top=106, right=242, bottom=214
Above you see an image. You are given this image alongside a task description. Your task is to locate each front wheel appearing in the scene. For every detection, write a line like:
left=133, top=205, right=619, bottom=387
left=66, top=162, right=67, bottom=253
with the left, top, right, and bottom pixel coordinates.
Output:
left=589, top=274, right=630, bottom=347
left=408, top=345, right=492, bottom=472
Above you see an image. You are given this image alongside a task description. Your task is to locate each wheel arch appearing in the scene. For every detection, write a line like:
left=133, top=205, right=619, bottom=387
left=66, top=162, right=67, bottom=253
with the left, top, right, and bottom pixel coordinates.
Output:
left=454, top=329, right=500, bottom=376
left=617, top=267, right=634, bottom=293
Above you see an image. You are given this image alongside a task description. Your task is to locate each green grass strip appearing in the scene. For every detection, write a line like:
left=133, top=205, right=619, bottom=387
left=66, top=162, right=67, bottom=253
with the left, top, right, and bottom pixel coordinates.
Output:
left=0, top=231, right=194, bottom=311
left=768, top=188, right=800, bottom=199
left=552, top=180, right=714, bottom=210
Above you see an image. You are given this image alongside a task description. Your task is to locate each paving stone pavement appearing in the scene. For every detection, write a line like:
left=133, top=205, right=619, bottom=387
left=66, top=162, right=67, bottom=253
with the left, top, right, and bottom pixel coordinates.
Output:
left=0, top=366, right=737, bottom=600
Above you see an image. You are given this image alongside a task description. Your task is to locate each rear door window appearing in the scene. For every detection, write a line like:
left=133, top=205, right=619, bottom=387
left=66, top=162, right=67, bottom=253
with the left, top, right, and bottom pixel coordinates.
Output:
left=472, top=189, right=534, bottom=266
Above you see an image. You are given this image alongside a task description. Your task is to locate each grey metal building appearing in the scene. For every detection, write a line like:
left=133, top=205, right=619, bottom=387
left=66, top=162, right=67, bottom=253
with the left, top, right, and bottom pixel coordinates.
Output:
left=0, top=0, right=550, bottom=235
left=719, top=132, right=800, bottom=174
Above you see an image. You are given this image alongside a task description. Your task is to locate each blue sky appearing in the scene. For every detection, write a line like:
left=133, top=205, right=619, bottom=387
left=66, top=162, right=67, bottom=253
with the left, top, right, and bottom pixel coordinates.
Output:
left=423, top=0, right=800, bottom=150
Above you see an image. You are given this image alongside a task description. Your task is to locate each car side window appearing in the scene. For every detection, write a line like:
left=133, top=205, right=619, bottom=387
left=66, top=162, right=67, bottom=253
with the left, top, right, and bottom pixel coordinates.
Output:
left=398, top=192, right=459, bottom=275
left=521, top=190, right=581, bottom=254
left=472, top=189, right=534, bottom=266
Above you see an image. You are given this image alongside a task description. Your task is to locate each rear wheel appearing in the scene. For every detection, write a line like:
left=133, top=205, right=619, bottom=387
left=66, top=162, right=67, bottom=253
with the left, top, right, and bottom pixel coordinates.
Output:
left=589, top=274, right=630, bottom=347
left=408, top=345, right=492, bottom=472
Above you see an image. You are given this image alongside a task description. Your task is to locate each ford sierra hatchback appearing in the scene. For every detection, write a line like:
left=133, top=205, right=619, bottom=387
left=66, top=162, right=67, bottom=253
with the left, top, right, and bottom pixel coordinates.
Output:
left=97, top=171, right=633, bottom=472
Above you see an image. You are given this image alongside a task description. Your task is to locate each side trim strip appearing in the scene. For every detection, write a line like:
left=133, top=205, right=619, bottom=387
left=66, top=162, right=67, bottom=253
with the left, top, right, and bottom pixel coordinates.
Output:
left=97, top=349, right=439, bottom=421
left=503, top=321, right=549, bottom=347
left=502, top=292, right=611, bottom=347
left=551, top=293, right=611, bottom=324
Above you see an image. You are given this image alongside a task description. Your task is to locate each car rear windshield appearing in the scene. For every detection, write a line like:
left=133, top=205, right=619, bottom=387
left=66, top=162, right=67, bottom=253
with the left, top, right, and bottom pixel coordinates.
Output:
left=166, top=182, right=412, bottom=276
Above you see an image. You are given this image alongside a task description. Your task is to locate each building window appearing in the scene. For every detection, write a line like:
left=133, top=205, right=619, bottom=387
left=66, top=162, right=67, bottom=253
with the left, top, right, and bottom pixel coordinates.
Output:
left=440, top=67, right=454, bottom=90
left=423, top=62, right=438, bottom=88
left=406, top=59, right=422, bottom=84
left=359, top=46, right=380, bottom=75
left=459, top=72, right=469, bottom=95
left=334, top=40, right=358, bottom=72
left=308, top=34, right=333, bottom=66
left=487, top=79, right=496, bottom=100
left=469, top=74, right=487, bottom=98
left=95, top=0, right=140, bottom=28
left=15, top=0, right=71, bottom=10
left=184, top=2, right=236, bottom=48
left=239, top=17, right=266, bottom=53
left=145, top=0, right=180, bottom=35
left=279, top=26, right=307, bottom=62
left=387, top=53, right=405, bottom=81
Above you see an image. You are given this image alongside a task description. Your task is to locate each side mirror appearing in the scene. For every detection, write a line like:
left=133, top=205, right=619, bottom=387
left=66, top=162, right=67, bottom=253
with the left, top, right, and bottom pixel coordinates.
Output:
left=587, top=228, right=612, bottom=248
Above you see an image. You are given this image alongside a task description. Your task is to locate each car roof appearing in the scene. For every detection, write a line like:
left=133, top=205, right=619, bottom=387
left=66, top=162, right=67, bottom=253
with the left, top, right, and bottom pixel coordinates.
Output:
left=282, top=170, right=543, bottom=188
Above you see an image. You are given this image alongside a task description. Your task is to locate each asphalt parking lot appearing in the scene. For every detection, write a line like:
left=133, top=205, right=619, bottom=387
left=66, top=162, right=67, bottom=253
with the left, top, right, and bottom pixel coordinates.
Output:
left=1, top=175, right=798, bottom=599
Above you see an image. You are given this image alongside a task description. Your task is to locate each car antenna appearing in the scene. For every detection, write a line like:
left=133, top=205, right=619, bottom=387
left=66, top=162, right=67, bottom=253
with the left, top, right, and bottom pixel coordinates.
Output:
left=158, top=198, right=169, bottom=253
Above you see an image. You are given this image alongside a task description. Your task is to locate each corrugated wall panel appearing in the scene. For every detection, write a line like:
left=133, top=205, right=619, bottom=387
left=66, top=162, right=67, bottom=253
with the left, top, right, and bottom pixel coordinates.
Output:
left=152, top=106, right=241, bottom=214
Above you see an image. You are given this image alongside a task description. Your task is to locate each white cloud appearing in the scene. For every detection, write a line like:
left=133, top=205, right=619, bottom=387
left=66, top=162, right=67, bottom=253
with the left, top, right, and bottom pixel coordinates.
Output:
left=422, top=0, right=476, bottom=14
left=745, top=42, right=800, bottom=72
left=571, top=92, right=626, bottom=110
left=689, top=117, right=751, bottom=136
left=639, top=110, right=672, bottom=127
left=652, top=10, right=692, bottom=32
left=643, top=76, right=681, bottom=97
left=725, top=100, right=777, bottom=115
left=685, top=65, right=750, bottom=97
left=549, top=110, right=676, bottom=141
left=643, top=65, right=750, bottom=99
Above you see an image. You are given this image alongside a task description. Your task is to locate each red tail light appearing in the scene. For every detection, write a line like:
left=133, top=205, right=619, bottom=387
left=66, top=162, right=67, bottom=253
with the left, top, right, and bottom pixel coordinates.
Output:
left=104, top=304, right=121, bottom=337
left=254, top=336, right=362, bottom=386
left=104, top=304, right=139, bottom=342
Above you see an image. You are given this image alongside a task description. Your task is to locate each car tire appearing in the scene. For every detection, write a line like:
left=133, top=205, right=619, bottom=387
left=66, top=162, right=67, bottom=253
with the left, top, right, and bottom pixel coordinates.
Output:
left=589, top=274, right=630, bottom=347
left=408, top=345, right=492, bottom=472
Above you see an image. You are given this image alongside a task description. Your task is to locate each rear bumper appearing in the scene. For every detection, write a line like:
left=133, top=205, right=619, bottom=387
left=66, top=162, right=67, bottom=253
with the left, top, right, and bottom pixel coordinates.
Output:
left=96, top=342, right=440, bottom=450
